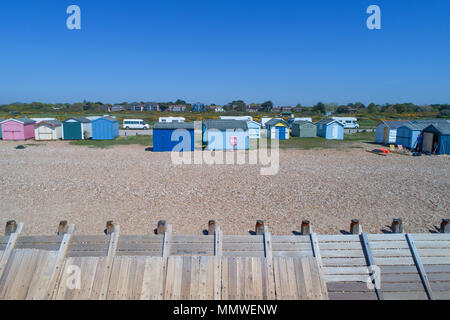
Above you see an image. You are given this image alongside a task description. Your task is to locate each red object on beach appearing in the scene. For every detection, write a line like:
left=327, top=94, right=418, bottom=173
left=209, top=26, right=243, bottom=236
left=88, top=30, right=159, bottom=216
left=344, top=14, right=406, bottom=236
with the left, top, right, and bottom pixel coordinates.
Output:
left=376, top=149, right=389, bottom=153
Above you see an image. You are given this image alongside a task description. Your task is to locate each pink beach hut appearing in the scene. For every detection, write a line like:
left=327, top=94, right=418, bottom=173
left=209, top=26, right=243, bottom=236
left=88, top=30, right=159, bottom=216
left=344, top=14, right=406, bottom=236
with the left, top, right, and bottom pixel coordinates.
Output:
left=0, top=118, right=36, bottom=140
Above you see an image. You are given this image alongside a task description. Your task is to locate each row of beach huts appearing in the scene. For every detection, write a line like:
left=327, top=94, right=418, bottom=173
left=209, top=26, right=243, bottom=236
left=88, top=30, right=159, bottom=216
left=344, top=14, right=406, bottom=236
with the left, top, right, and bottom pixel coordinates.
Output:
left=375, top=119, right=450, bottom=154
left=0, top=117, right=119, bottom=141
left=1, top=116, right=448, bottom=154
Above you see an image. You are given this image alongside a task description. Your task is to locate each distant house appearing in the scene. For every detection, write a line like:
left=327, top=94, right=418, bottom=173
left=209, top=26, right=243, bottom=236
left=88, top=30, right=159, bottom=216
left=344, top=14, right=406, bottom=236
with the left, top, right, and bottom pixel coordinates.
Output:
left=142, top=103, right=160, bottom=112
left=316, top=119, right=344, bottom=140
left=62, top=117, right=92, bottom=140
left=34, top=120, right=62, bottom=140
left=247, top=120, right=262, bottom=139
left=291, top=120, right=317, bottom=138
left=265, top=118, right=290, bottom=140
left=214, top=106, right=225, bottom=113
left=168, top=105, right=187, bottom=112
left=421, top=123, right=450, bottom=155
left=153, top=122, right=195, bottom=152
left=375, top=120, right=411, bottom=144
left=246, top=106, right=260, bottom=113
left=110, top=105, right=124, bottom=112
left=0, top=118, right=36, bottom=141
left=203, top=119, right=249, bottom=150
left=191, top=103, right=206, bottom=112
left=92, top=117, right=119, bottom=140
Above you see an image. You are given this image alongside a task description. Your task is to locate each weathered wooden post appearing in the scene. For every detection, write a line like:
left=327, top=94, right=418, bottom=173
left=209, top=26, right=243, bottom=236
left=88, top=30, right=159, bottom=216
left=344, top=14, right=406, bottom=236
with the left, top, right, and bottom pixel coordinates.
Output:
left=5, top=220, right=17, bottom=235
left=301, top=220, right=311, bottom=235
left=208, top=220, right=216, bottom=235
left=350, top=219, right=362, bottom=234
left=57, top=220, right=68, bottom=235
left=391, top=218, right=403, bottom=233
left=157, top=220, right=167, bottom=235
left=255, top=220, right=265, bottom=235
left=440, top=219, right=450, bottom=233
left=106, top=220, right=115, bottom=235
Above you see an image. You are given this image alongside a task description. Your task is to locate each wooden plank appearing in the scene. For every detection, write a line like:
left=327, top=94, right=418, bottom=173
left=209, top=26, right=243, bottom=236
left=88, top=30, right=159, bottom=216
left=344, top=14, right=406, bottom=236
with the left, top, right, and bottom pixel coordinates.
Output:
left=44, top=224, right=75, bottom=300
left=328, top=291, right=378, bottom=300
left=0, top=222, right=24, bottom=280
left=405, top=233, right=434, bottom=300
left=359, top=233, right=383, bottom=300
left=99, top=225, right=120, bottom=300
left=263, top=231, right=273, bottom=262
left=162, top=225, right=172, bottom=258
left=317, top=234, right=361, bottom=242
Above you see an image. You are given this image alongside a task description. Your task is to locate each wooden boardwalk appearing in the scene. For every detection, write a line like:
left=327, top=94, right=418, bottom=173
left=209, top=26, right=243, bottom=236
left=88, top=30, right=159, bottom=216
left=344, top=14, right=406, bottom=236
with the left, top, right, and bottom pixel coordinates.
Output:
left=0, top=219, right=449, bottom=300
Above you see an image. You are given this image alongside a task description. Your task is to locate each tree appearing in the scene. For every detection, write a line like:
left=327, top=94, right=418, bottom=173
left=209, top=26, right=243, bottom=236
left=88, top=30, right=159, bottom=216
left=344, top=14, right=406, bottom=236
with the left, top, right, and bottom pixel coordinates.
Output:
left=260, top=101, right=273, bottom=112
left=313, top=102, right=325, bottom=113
left=368, top=103, right=378, bottom=113
left=175, top=99, right=186, bottom=105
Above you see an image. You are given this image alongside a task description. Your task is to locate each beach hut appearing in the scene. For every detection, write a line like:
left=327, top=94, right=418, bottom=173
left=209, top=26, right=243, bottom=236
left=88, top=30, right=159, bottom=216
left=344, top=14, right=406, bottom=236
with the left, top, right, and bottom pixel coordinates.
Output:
left=396, top=123, right=426, bottom=149
left=315, top=119, right=344, bottom=140
left=34, top=120, right=62, bottom=140
left=375, top=120, right=411, bottom=144
left=247, top=120, right=261, bottom=139
left=291, top=120, right=317, bottom=138
left=421, top=123, right=450, bottom=155
left=92, top=117, right=119, bottom=140
left=62, top=117, right=92, bottom=140
left=203, top=119, right=249, bottom=150
left=0, top=118, right=36, bottom=140
left=153, top=122, right=195, bottom=152
left=265, top=118, right=290, bottom=140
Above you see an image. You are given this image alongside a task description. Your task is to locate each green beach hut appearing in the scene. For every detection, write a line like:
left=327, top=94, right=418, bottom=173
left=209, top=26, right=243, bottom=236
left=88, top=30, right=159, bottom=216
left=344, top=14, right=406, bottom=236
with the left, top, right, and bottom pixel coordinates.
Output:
left=291, top=120, right=317, bottom=138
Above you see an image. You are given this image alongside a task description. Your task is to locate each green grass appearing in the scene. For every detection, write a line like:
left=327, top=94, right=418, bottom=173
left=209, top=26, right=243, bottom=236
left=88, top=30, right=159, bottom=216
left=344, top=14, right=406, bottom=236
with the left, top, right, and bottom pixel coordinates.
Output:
left=276, top=131, right=375, bottom=150
left=69, top=135, right=153, bottom=149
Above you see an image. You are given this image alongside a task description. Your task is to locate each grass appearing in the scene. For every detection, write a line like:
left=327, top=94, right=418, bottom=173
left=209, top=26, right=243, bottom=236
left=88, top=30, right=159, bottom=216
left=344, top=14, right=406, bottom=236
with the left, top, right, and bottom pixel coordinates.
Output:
left=69, top=135, right=153, bottom=149
left=68, top=131, right=375, bottom=151
left=276, top=131, right=375, bottom=150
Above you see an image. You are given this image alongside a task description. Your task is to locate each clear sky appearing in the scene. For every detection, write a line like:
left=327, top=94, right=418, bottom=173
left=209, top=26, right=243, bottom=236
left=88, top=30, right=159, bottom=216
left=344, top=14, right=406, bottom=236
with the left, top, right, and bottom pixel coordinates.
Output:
left=0, top=0, right=449, bottom=106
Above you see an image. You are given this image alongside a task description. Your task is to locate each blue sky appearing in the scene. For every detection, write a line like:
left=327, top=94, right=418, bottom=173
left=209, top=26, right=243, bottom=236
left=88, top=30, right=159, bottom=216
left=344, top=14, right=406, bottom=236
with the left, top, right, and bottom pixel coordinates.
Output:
left=0, top=0, right=449, bottom=106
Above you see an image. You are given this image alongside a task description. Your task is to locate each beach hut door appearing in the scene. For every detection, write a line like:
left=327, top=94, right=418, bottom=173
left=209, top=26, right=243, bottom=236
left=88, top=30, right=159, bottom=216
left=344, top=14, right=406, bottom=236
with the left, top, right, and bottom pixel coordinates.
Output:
left=423, top=132, right=434, bottom=153
left=332, top=125, right=338, bottom=139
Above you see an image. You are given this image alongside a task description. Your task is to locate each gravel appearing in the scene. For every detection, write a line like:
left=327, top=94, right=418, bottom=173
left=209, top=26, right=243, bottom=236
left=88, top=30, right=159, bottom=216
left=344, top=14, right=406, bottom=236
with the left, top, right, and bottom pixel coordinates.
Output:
left=0, top=141, right=448, bottom=236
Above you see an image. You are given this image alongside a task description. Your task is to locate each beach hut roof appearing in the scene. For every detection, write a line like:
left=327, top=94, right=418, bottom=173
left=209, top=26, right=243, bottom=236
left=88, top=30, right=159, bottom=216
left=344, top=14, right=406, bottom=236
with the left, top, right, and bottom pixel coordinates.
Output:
left=378, top=120, right=411, bottom=129
left=64, top=117, right=91, bottom=123
left=424, top=123, right=450, bottom=135
left=0, top=118, right=36, bottom=125
left=316, top=119, right=343, bottom=126
left=94, top=116, right=119, bottom=123
left=293, top=120, right=314, bottom=125
left=153, top=122, right=195, bottom=130
left=36, top=120, right=62, bottom=128
left=265, top=118, right=288, bottom=127
left=204, top=119, right=248, bottom=130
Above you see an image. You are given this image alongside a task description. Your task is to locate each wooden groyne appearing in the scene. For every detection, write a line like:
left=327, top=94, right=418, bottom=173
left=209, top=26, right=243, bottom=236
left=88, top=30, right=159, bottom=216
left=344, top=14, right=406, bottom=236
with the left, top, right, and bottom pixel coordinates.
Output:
left=0, top=218, right=449, bottom=300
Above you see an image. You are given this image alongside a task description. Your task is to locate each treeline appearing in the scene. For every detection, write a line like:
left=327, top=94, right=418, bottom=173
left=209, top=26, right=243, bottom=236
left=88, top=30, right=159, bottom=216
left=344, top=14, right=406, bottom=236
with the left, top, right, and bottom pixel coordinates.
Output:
left=0, top=100, right=449, bottom=117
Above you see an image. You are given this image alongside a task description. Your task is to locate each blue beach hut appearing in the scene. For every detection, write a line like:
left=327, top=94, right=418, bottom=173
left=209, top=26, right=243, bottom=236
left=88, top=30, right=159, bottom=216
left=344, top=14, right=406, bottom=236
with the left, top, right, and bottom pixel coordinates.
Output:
left=316, top=119, right=344, bottom=140
left=153, top=122, right=195, bottom=152
left=92, top=117, right=119, bottom=140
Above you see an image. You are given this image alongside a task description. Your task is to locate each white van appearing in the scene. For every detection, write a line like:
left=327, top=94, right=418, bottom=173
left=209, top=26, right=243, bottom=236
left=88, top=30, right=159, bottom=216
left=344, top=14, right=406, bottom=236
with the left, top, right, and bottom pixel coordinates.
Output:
left=123, top=119, right=150, bottom=130
left=159, top=117, right=185, bottom=123
left=331, top=117, right=359, bottom=129
left=220, top=116, right=253, bottom=121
